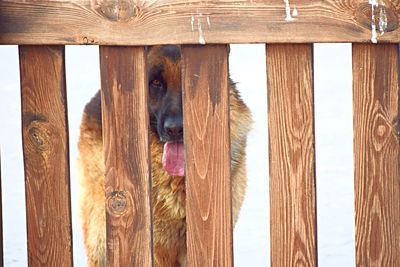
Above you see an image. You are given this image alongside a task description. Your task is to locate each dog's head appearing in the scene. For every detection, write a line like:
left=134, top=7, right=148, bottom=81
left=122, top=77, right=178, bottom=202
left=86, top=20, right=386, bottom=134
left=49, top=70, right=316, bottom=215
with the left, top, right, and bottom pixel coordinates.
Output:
left=147, top=45, right=183, bottom=142
left=147, top=45, right=185, bottom=176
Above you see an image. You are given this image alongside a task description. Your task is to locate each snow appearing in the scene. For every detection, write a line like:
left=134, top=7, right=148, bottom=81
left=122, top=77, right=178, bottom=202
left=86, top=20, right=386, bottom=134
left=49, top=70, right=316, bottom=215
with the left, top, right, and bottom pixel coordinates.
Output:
left=197, top=17, right=206, bottom=45
left=284, top=0, right=295, bottom=21
left=378, top=7, right=387, bottom=35
left=369, top=0, right=379, bottom=43
left=369, top=0, right=389, bottom=43
left=0, top=44, right=355, bottom=266
left=191, top=16, right=195, bottom=31
left=292, top=5, right=298, bottom=17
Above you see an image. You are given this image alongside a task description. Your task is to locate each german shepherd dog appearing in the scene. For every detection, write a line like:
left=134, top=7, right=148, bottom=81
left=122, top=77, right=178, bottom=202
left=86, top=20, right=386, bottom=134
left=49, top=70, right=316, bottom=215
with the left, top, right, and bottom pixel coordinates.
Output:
left=78, top=45, right=252, bottom=267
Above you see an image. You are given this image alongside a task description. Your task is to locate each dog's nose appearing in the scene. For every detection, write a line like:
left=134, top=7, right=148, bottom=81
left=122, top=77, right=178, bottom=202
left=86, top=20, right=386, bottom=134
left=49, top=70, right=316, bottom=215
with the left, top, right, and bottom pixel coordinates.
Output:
left=164, top=116, right=183, bottom=140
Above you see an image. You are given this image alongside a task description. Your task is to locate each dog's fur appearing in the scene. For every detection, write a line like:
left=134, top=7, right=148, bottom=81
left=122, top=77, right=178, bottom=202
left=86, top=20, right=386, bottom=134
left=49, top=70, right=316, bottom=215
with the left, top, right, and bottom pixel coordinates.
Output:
left=78, top=45, right=252, bottom=267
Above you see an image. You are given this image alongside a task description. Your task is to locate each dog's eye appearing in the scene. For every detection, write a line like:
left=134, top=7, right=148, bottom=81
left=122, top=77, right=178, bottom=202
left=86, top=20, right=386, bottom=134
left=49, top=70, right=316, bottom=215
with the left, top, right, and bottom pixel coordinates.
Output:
left=151, top=79, right=162, bottom=87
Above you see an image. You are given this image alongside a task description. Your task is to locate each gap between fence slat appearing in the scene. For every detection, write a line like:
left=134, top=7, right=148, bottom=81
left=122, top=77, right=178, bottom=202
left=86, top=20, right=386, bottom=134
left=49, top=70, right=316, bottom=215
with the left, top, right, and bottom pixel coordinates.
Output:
left=0, top=151, right=3, bottom=267
left=266, top=44, right=317, bottom=267
left=182, top=45, right=233, bottom=267
left=352, top=43, right=400, bottom=267
left=100, top=46, right=153, bottom=267
left=19, top=45, right=73, bottom=266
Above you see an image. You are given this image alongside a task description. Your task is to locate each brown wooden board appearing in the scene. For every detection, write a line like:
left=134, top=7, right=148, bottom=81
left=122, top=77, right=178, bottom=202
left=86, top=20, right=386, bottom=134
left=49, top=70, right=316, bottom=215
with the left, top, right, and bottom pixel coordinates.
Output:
left=0, top=0, right=399, bottom=45
left=100, top=46, right=153, bottom=267
left=19, top=45, right=73, bottom=266
left=266, top=44, right=317, bottom=267
left=182, top=45, right=233, bottom=267
left=352, top=44, right=400, bottom=267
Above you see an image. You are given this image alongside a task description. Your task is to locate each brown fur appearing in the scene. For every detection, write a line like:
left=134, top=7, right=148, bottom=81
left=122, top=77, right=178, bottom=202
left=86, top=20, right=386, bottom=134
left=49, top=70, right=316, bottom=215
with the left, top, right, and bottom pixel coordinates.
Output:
left=78, top=46, right=252, bottom=267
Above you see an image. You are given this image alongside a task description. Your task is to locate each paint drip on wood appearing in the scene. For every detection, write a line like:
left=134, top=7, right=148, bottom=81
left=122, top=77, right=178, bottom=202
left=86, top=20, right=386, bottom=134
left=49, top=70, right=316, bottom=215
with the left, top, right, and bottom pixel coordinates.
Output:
left=284, top=0, right=298, bottom=21
left=369, top=0, right=388, bottom=43
left=198, top=16, right=206, bottom=45
left=191, top=13, right=208, bottom=45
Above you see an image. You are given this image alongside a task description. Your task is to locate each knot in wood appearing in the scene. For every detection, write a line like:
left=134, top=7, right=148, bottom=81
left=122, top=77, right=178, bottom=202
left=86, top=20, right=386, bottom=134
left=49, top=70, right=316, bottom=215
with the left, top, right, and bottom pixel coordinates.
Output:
left=97, top=0, right=138, bottom=22
left=28, top=125, right=50, bottom=152
left=82, top=36, right=96, bottom=44
left=376, top=125, right=387, bottom=137
left=372, top=114, right=391, bottom=151
left=354, top=2, right=398, bottom=33
left=107, top=191, right=129, bottom=216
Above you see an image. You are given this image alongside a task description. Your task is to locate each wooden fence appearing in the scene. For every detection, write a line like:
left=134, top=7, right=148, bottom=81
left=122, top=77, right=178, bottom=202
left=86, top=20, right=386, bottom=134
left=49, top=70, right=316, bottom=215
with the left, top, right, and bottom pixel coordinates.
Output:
left=0, top=0, right=399, bottom=266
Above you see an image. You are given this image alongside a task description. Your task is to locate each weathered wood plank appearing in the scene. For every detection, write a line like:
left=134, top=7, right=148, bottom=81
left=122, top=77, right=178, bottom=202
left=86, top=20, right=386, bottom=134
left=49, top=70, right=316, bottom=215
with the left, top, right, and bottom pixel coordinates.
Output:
left=100, top=46, right=153, bottom=267
left=19, top=45, right=73, bottom=266
left=266, top=44, right=317, bottom=267
left=182, top=45, right=233, bottom=267
left=352, top=44, right=400, bottom=267
left=0, top=0, right=399, bottom=45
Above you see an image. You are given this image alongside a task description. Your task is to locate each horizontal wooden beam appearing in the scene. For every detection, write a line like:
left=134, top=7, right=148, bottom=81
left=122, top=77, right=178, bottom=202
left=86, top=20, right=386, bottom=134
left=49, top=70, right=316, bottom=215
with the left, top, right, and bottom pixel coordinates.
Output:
left=0, top=0, right=399, bottom=45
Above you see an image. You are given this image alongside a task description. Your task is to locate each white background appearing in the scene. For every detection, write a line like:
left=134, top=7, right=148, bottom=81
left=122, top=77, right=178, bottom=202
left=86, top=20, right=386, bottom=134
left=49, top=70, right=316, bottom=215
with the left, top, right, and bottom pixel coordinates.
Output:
left=0, top=43, right=355, bottom=266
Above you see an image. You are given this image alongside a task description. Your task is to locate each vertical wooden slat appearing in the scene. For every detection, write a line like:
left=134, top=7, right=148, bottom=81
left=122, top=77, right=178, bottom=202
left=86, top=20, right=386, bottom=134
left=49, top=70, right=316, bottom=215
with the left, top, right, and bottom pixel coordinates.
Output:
left=353, top=44, right=400, bottom=267
left=266, top=44, right=317, bottom=267
left=182, top=45, right=233, bottom=267
left=19, top=45, right=73, bottom=266
left=100, top=46, right=153, bottom=267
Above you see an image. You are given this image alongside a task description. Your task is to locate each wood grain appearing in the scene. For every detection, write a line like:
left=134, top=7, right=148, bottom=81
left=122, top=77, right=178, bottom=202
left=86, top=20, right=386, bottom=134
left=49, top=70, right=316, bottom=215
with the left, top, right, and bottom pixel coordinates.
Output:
left=19, top=45, right=73, bottom=266
left=0, top=0, right=399, bottom=45
left=182, top=45, right=233, bottom=267
left=100, top=46, right=153, bottom=267
left=352, top=44, right=400, bottom=267
left=266, top=44, right=317, bottom=267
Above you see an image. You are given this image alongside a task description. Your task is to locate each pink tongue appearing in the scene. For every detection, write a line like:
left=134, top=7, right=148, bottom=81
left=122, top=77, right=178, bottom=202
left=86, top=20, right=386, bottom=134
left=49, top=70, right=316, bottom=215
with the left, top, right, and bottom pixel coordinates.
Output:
left=162, top=142, right=185, bottom=176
